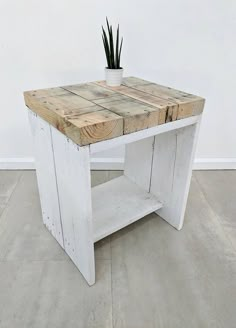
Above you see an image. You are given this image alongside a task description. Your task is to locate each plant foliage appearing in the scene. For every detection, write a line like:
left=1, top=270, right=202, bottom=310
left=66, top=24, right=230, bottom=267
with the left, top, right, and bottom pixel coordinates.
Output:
left=102, top=18, right=123, bottom=69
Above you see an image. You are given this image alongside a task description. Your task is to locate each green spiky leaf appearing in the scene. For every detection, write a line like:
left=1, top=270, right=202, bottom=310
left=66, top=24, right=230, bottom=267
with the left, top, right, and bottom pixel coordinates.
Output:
left=102, top=34, right=110, bottom=68
left=102, top=26, right=111, bottom=67
left=101, top=18, right=123, bottom=69
left=109, top=25, right=115, bottom=68
left=118, top=37, right=123, bottom=68
left=116, top=25, right=119, bottom=68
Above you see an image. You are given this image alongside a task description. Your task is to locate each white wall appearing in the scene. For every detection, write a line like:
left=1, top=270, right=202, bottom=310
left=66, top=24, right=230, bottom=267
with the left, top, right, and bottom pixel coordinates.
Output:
left=0, top=0, right=236, bottom=169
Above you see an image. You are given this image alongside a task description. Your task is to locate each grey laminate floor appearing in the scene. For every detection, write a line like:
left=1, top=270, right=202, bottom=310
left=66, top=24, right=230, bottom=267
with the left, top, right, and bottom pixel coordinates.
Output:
left=0, top=170, right=235, bottom=328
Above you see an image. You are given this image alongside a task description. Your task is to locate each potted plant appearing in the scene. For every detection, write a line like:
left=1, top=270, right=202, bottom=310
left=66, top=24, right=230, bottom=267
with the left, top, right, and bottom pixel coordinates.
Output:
left=102, top=18, right=123, bottom=87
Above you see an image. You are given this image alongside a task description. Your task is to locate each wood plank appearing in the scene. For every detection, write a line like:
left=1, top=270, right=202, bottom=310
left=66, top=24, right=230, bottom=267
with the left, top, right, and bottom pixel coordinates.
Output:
left=177, top=98, right=205, bottom=119
left=28, top=111, right=64, bottom=248
left=150, top=129, right=178, bottom=208
left=25, top=91, right=97, bottom=118
left=115, top=85, right=174, bottom=107
left=40, top=93, right=96, bottom=115
left=25, top=87, right=69, bottom=98
left=93, top=80, right=172, bottom=109
left=130, top=83, right=205, bottom=118
left=150, top=119, right=201, bottom=230
left=51, top=127, right=95, bottom=285
left=25, top=93, right=123, bottom=146
left=122, top=78, right=196, bottom=100
left=93, top=81, right=173, bottom=124
left=96, top=77, right=202, bottom=104
left=99, top=99, right=160, bottom=134
left=62, top=83, right=116, bottom=100
left=124, top=137, right=154, bottom=192
left=122, top=77, right=205, bottom=119
left=25, top=92, right=99, bottom=146
left=92, top=176, right=163, bottom=242
left=90, top=115, right=200, bottom=154
left=93, top=94, right=130, bottom=104
left=24, top=77, right=205, bottom=145
left=68, top=109, right=123, bottom=145
left=118, top=76, right=152, bottom=87
left=93, top=81, right=201, bottom=123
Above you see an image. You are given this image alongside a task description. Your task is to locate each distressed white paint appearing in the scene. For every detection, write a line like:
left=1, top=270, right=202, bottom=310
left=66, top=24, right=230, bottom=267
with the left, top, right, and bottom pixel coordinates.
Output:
left=28, top=111, right=64, bottom=248
left=51, top=127, right=95, bottom=285
left=150, top=129, right=178, bottom=207
left=92, top=176, right=162, bottom=242
left=151, top=120, right=201, bottom=230
left=28, top=108, right=201, bottom=285
left=124, top=137, right=154, bottom=192
left=123, top=119, right=201, bottom=231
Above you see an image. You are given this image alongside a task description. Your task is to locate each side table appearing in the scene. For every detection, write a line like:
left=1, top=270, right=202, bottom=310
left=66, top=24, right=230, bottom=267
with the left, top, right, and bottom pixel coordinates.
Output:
left=24, top=77, right=205, bottom=285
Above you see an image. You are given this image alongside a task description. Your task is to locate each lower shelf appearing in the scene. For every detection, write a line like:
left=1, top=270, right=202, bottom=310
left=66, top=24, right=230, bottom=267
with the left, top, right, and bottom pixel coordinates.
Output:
left=92, top=175, right=163, bottom=242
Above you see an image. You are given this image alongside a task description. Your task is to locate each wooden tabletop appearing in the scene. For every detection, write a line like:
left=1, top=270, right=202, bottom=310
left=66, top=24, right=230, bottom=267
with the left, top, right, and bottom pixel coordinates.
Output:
left=24, top=77, right=205, bottom=146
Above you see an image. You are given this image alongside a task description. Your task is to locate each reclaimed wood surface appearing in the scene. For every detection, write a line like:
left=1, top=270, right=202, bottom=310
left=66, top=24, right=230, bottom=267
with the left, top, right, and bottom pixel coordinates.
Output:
left=24, top=77, right=205, bottom=146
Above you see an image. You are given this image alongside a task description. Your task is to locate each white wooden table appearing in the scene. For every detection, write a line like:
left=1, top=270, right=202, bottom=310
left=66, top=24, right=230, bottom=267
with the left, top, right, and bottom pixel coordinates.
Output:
left=24, top=77, right=205, bottom=285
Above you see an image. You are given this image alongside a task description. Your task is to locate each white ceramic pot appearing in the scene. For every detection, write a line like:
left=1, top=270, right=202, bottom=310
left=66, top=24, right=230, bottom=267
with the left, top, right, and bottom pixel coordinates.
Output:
left=105, top=68, right=123, bottom=87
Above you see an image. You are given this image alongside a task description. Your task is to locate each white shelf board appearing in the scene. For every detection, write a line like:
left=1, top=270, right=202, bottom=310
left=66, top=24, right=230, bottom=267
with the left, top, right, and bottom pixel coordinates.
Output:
left=92, top=176, right=162, bottom=242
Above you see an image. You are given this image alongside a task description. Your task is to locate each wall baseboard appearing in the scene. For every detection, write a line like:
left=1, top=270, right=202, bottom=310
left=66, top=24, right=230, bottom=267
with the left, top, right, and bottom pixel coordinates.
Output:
left=0, top=157, right=35, bottom=170
left=0, top=157, right=125, bottom=170
left=0, top=157, right=235, bottom=170
left=193, top=158, right=236, bottom=170
left=90, top=158, right=124, bottom=170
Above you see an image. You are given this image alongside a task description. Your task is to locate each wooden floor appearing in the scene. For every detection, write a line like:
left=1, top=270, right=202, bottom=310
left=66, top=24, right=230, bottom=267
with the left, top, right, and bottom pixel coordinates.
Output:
left=0, top=170, right=235, bottom=328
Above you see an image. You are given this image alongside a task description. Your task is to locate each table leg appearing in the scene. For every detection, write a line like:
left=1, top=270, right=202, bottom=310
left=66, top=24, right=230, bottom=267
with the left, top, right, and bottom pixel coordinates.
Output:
left=29, top=110, right=95, bottom=285
left=28, top=111, right=64, bottom=248
left=150, top=121, right=201, bottom=230
left=124, top=118, right=201, bottom=230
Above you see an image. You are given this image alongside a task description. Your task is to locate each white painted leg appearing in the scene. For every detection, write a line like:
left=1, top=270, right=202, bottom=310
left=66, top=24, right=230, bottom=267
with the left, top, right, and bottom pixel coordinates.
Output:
left=28, top=110, right=64, bottom=248
left=124, top=136, right=154, bottom=191
left=150, top=119, right=201, bottom=230
left=51, top=127, right=95, bottom=286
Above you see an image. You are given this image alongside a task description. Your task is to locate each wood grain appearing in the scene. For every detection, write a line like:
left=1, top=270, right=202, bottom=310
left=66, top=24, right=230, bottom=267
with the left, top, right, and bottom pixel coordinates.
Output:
left=68, top=110, right=123, bottom=145
left=122, top=79, right=205, bottom=119
left=25, top=87, right=69, bottom=98
left=62, top=83, right=115, bottom=100
left=98, top=99, right=160, bottom=134
left=24, top=77, right=205, bottom=145
left=24, top=91, right=123, bottom=146
left=93, top=80, right=201, bottom=124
